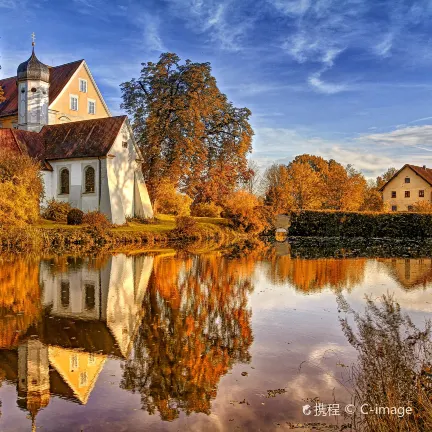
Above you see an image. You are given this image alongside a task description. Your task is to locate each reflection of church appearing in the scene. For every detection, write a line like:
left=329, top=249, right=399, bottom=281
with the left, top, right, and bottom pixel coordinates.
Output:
left=0, top=254, right=153, bottom=429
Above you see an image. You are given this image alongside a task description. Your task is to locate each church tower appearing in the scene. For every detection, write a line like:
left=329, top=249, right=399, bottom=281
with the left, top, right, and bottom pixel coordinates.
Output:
left=17, top=35, right=50, bottom=132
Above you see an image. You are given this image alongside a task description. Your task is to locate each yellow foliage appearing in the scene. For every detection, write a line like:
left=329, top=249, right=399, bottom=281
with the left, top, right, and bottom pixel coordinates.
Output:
left=155, top=180, right=192, bottom=216
left=0, top=150, right=43, bottom=228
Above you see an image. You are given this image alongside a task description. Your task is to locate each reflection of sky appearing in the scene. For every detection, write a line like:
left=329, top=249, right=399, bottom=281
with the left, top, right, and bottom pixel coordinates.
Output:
left=1, top=257, right=432, bottom=431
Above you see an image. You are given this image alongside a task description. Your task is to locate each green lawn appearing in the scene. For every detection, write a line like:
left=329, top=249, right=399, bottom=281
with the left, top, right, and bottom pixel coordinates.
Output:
left=36, top=214, right=228, bottom=233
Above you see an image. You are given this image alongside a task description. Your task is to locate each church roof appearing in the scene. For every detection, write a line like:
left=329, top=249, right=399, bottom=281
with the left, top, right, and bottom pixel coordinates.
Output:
left=0, top=116, right=127, bottom=168
left=0, top=59, right=83, bottom=118
left=40, top=116, right=126, bottom=160
left=17, top=48, right=50, bottom=83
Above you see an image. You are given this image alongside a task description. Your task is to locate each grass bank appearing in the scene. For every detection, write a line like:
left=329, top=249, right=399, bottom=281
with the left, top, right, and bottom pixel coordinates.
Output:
left=0, top=214, right=250, bottom=254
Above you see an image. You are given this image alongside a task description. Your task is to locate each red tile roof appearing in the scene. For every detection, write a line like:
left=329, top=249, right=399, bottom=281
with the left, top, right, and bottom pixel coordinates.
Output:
left=379, top=164, right=432, bottom=191
left=0, top=116, right=127, bottom=169
left=0, top=60, right=83, bottom=118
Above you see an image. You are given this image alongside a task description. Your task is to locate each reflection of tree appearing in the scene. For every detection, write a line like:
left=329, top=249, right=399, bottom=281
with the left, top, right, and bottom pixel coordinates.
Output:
left=266, top=256, right=366, bottom=292
left=0, top=258, right=41, bottom=349
left=121, top=254, right=254, bottom=421
left=339, top=294, right=432, bottom=431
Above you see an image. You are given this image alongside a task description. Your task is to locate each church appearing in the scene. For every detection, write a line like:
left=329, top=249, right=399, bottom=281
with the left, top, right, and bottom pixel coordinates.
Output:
left=0, top=42, right=153, bottom=224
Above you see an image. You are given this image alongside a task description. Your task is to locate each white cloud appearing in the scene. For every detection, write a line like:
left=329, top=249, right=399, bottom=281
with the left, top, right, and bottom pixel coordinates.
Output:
left=251, top=126, right=406, bottom=178
left=308, top=72, right=347, bottom=94
left=165, top=0, right=254, bottom=51
left=375, top=32, right=393, bottom=57
left=362, top=125, right=432, bottom=148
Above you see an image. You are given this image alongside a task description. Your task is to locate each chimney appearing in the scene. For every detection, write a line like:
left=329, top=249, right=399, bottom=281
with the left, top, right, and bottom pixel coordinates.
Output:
left=423, top=165, right=427, bottom=169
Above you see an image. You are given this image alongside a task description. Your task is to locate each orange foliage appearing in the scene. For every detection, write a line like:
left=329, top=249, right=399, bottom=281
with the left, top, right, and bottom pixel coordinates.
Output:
left=266, top=256, right=367, bottom=292
left=121, top=252, right=254, bottom=420
left=0, top=258, right=41, bottom=348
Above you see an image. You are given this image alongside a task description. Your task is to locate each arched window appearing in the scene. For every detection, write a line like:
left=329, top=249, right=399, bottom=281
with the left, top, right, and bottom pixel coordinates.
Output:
left=84, top=166, right=95, bottom=193
left=60, top=168, right=69, bottom=194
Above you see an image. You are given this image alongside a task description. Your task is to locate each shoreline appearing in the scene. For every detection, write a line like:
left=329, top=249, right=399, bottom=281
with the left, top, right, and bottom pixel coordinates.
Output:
left=0, top=217, right=252, bottom=254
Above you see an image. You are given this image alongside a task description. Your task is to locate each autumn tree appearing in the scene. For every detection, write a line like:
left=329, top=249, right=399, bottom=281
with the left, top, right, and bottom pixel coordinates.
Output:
left=286, top=160, right=324, bottom=209
left=263, top=155, right=372, bottom=212
left=262, top=164, right=294, bottom=213
left=0, top=150, right=44, bottom=228
left=121, top=53, right=253, bottom=204
left=121, top=253, right=253, bottom=420
left=376, top=167, right=397, bottom=189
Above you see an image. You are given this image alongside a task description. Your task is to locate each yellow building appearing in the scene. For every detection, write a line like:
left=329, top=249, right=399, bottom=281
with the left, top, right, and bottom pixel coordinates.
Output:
left=0, top=44, right=154, bottom=223
left=379, top=164, right=432, bottom=211
left=0, top=55, right=110, bottom=129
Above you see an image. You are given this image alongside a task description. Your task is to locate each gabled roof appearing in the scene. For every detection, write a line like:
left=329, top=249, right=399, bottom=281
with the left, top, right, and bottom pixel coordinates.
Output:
left=0, top=60, right=83, bottom=118
left=379, top=164, right=432, bottom=191
left=0, top=116, right=127, bottom=166
left=40, top=115, right=126, bottom=160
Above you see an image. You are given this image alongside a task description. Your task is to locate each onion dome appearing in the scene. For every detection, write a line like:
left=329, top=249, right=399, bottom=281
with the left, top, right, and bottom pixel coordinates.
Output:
left=17, top=48, right=49, bottom=83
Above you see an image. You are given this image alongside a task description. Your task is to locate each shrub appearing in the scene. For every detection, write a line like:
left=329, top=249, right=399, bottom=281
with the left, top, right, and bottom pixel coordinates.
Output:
left=156, top=180, right=192, bottom=216
left=411, top=201, right=432, bottom=213
left=222, top=191, right=272, bottom=234
left=67, top=208, right=84, bottom=225
left=287, top=209, right=432, bottom=238
left=82, top=211, right=111, bottom=230
left=191, top=202, right=223, bottom=217
left=0, top=150, right=43, bottom=228
left=42, top=199, right=72, bottom=222
left=173, top=216, right=198, bottom=237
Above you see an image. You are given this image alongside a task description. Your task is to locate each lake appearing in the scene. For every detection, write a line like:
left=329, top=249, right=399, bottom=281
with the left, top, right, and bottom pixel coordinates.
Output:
left=0, top=244, right=431, bottom=431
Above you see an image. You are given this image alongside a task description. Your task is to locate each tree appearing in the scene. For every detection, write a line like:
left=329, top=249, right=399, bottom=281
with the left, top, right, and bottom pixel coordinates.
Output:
left=361, top=180, right=385, bottom=211
left=262, top=164, right=294, bottom=213
left=120, top=253, right=253, bottom=420
left=121, top=53, right=253, bottom=203
left=376, top=167, right=397, bottom=189
left=0, top=150, right=43, bottom=228
left=286, top=161, right=324, bottom=210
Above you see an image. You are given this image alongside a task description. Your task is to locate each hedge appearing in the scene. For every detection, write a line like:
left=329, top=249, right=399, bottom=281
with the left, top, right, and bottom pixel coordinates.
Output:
left=288, top=210, right=432, bottom=238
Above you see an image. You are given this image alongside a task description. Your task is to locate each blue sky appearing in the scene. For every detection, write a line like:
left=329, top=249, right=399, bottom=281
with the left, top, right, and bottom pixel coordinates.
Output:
left=2, top=0, right=432, bottom=177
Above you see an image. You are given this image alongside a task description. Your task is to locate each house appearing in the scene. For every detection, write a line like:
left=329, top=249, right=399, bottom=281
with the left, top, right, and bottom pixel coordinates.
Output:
left=0, top=44, right=153, bottom=223
left=379, top=164, right=432, bottom=212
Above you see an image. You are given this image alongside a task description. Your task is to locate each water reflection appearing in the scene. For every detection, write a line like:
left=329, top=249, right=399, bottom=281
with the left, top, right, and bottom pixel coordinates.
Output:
left=0, top=254, right=153, bottom=429
left=121, top=253, right=254, bottom=420
left=0, top=252, right=431, bottom=430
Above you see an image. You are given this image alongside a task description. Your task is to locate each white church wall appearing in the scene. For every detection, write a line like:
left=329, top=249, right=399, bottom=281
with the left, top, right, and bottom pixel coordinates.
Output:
left=42, top=158, right=100, bottom=212
left=39, top=260, right=101, bottom=321
left=105, top=254, right=154, bottom=357
left=106, top=125, right=136, bottom=224
left=105, top=123, right=154, bottom=224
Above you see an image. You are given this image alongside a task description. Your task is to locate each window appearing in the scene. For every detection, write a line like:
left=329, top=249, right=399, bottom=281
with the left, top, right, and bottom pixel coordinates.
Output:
left=405, top=177, right=411, bottom=183
left=408, top=205, right=413, bottom=211
left=79, top=79, right=88, bottom=93
left=405, top=191, right=410, bottom=198
left=88, top=99, right=96, bottom=115
left=122, top=141, right=128, bottom=148
left=61, top=281, right=70, bottom=308
left=79, top=371, right=88, bottom=387
left=85, top=283, right=96, bottom=310
left=84, top=166, right=95, bottom=193
left=391, top=191, right=396, bottom=198
left=419, top=190, right=425, bottom=197
left=70, top=95, right=78, bottom=111
left=60, top=168, right=70, bottom=194
left=392, top=205, right=397, bottom=212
